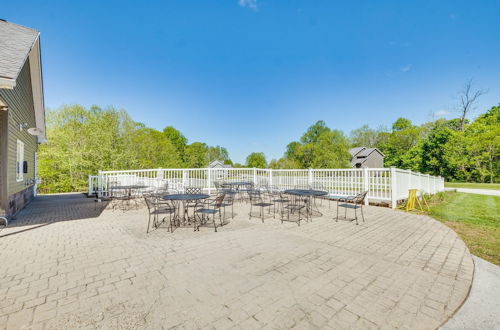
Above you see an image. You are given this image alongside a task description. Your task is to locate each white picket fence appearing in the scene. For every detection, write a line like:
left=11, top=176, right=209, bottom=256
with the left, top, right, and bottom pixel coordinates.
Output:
left=88, top=167, right=444, bottom=208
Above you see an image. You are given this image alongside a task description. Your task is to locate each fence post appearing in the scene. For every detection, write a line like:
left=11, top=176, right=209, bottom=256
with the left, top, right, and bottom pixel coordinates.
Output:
left=408, top=170, right=412, bottom=189
left=88, top=175, right=92, bottom=196
left=207, top=168, right=211, bottom=194
left=157, top=168, right=163, bottom=180
left=390, top=166, right=397, bottom=209
left=97, top=170, right=102, bottom=197
left=269, top=169, right=273, bottom=186
left=363, top=167, right=369, bottom=205
left=427, top=174, right=431, bottom=194
left=182, top=170, right=187, bottom=188
left=253, top=167, right=257, bottom=185
left=308, top=168, right=313, bottom=188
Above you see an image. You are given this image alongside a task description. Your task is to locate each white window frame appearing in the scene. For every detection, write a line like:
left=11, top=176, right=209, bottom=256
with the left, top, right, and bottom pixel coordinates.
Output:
left=16, top=140, right=24, bottom=182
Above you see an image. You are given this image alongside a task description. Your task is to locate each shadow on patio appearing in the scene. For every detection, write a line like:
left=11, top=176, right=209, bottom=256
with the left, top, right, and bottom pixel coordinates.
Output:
left=0, top=193, right=108, bottom=237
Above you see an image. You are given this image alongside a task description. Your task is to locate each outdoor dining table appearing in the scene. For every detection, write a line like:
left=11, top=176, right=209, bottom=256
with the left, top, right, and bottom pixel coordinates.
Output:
left=222, top=181, right=253, bottom=191
left=284, top=189, right=328, bottom=217
left=110, top=185, right=149, bottom=197
left=109, top=185, right=149, bottom=208
left=162, top=193, right=210, bottom=229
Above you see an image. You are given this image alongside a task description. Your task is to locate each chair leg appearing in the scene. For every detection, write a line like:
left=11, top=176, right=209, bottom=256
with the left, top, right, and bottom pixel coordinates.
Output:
left=360, top=204, right=365, bottom=222
left=354, top=205, right=358, bottom=225
left=336, top=201, right=339, bottom=222
left=147, top=212, right=151, bottom=233
left=213, top=213, right=217, bottom=232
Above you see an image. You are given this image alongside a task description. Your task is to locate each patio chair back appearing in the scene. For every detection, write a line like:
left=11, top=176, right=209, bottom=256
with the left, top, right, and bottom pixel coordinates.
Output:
left=247, top=190, right=263, bottom=203
left=186, top=187, right=202, bottom=195
left=156, top=181, right=169, bottom=193
left=143, top=195, right=155, bottom=211
left=213, top=193, right=226, bottom=209
left=353, top=191, right=368, bottom=204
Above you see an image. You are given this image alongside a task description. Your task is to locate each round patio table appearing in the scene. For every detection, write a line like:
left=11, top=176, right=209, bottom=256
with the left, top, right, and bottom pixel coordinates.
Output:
left=284, top=189, right=328, bottom=197
left=110, top=184, right=149, bottom=198
left=162, top=194, right=210, bottom=229
left=222, top=181, right=253, bottom=190
left=109, top=185, right=149, bottom=209
left=284, top=189, right=328, bottom=218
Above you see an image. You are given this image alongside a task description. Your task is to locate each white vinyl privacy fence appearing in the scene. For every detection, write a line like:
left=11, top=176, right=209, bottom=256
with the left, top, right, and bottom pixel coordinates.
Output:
left=89, top=167, right=444, bottom=209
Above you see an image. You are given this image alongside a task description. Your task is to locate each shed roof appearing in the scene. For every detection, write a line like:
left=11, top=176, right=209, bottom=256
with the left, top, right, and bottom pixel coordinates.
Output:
left=349, top=147, right=385, bottom=159
left=349, top=147, right=365, bottom=157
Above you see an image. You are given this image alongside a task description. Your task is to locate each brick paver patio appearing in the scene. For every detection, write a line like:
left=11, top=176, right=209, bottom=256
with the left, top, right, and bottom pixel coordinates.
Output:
left=0, top=194, right=473, bottom=329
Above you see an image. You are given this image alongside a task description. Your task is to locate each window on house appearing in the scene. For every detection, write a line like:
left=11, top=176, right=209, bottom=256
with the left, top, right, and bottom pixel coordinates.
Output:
left=16, top=140, right=24, bottom=181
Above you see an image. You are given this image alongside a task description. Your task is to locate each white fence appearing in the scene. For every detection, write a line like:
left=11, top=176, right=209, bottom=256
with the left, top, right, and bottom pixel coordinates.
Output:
left=89, top=167, right=444, bottom=208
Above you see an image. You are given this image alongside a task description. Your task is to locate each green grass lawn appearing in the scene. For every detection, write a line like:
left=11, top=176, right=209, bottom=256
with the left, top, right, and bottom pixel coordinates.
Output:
left=425, top=192, right=500, bottom=265
left=445, top=182, right=500, bottom=190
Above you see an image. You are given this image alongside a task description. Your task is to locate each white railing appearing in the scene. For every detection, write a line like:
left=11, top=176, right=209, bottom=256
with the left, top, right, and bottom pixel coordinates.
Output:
left=89, top=167, right=444, bottom=208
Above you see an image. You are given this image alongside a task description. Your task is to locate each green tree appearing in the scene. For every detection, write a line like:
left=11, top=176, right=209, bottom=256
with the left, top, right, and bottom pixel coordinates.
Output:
left=163, top=126, right=187, bottom=156
left=184, top=142, right=209, bottom=168
left=464, top=105, right=500, bottom=182
left=378, top=118, right=422, bottom=167
left=349, top=125, right=382, bottom=147
left=419, top=121, right=456, bottom=177
left=269, top=158, right=300, bottom=169
left=37, top=104, right=232, bottom=193
left=311, top=130, right=350, bottom=168
left=392, top=117, right=413, bottom=131
left=300, top=120, right=330, bottom=144
left=206, top=145, right=230, bottom=164
left=246, top=152, right=267, bottom=168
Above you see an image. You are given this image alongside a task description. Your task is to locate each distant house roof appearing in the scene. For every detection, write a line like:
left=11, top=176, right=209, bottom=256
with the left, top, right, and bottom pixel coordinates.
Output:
left=208, top=160, right=232, bottom=168
left=0, top=19, right=45, bottom=141
left=349, top=147, right=365, bottom=157
left=349, top=147, right=385, bottom=158
left=349, top=147, right=385, bottom=167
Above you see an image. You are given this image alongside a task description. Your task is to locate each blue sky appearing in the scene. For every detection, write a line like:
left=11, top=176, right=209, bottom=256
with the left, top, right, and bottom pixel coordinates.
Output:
left=4, top=0, right=500, bottom=163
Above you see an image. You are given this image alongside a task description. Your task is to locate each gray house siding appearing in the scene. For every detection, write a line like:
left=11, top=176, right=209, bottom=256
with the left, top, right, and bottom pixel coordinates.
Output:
left=0, top=109, right=7, bottom=215
left=0, top=59, right=38, bottom=216
left=349, top=147, right=385, bottom=168
left=360, top=152, right=384, bottom=168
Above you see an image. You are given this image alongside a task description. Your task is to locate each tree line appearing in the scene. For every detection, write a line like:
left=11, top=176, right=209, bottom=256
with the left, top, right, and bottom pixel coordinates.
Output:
left=38, top=105, right=231, bottom=193
left=39, top=100, right=499, bottom=193
left=248, top=103, right=499, bottom=183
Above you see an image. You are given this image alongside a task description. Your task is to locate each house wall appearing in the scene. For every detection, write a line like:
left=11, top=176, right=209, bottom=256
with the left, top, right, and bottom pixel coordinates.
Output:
left=363, top=152, right=384, bottom=168
left=0, top=59, right=38, bottom=216
left=0, top=107, right=7, bottom=215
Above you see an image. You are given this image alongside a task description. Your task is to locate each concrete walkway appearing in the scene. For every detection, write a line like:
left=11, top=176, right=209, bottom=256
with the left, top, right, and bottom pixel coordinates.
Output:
left=441, top=256, right=500, bottom=330
left=0, top=194, right=474, bottom=329
left=445, top=187, right=500, bottom=197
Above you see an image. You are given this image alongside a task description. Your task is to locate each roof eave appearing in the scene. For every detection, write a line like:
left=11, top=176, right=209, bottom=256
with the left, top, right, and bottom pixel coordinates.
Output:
left=28, top=37, right=46, bottom=142
left=0, top=77, right=16, bottom=89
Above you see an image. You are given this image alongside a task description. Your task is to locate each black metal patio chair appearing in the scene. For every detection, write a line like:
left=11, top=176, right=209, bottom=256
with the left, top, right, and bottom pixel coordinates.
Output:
left=144, top=194, right=176, bottom=233
left=336, top=191, right=368, bottom=225
left=220, top=190, right=236, bottom=219
left=195, top=193, right=226, bottom=232
left=248, top=190, right=274, bottom=223
left=283, top=194, right=308, bottom=225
